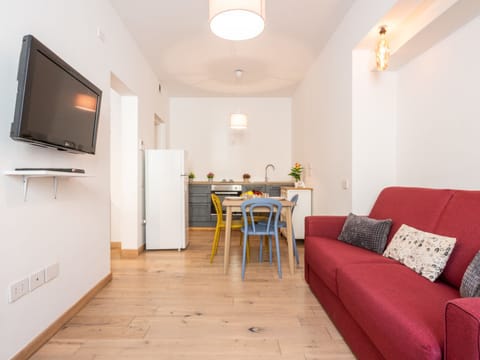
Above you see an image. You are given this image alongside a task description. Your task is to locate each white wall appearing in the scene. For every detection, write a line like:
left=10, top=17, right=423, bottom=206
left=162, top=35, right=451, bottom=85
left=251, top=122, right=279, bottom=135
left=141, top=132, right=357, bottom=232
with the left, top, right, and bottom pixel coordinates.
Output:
left=292, top=0, right=397, bottom=215
left=352, top=50, right=397, bottom=214
left=169, top=97, right=292, bottom=182
left=397, top=15, right=480, bottom=188
left=0, top=1, right=164, bottom=358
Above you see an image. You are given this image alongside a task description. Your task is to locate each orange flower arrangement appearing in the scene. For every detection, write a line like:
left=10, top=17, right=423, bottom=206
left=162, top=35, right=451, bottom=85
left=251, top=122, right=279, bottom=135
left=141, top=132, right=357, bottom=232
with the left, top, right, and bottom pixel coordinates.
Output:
left=288, top=163, right=303, bottom=182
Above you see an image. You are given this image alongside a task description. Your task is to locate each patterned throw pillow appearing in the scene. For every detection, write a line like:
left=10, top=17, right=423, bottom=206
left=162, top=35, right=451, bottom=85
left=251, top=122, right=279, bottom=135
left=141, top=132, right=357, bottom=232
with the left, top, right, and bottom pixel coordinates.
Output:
left=383, top=224, right=456, bottom=282
left=460, top=252, right=480, bottom=297
left=338, top=213, right=392, bottom=254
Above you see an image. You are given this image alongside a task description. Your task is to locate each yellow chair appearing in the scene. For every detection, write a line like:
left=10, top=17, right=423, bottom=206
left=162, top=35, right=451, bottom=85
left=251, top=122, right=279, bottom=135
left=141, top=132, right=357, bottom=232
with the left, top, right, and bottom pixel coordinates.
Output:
left=210, top=194, right=250, bottom=263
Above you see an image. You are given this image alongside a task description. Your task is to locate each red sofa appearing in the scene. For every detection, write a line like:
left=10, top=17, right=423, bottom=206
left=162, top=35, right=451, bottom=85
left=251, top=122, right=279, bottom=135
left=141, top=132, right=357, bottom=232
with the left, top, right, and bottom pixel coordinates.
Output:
left=304, top=187, right=480, bottom=360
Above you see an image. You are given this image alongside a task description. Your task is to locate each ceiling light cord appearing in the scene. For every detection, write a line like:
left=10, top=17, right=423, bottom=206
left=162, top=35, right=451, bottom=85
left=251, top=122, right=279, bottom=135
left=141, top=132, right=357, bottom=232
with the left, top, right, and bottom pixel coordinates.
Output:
left=230, top=69, right=247, bottom=129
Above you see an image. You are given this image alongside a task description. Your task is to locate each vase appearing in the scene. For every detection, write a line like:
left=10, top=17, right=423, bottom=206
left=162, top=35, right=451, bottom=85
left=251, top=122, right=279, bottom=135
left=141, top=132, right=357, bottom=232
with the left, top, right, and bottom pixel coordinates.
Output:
left=208, top=178, right=213, bottom=183
left=295, top=181, right=305, bottom=188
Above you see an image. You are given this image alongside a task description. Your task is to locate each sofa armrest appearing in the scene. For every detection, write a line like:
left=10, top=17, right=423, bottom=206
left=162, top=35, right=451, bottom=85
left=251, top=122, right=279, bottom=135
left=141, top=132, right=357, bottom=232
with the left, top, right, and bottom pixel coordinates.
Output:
left=305, top=215, right=346, bottom=239
left=445, top=298, right=480, bottom=360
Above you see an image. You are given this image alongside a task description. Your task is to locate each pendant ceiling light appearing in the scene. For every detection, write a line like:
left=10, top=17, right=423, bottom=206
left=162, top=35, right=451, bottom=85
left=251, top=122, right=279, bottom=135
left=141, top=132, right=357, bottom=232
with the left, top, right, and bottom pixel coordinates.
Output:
left=209, top=0, right=265, bottom=41
left=230, top=113, right=248, bottom=129
left=376, top=26, right=390, bottom=71
left=230, top=69, right=247, bottom=129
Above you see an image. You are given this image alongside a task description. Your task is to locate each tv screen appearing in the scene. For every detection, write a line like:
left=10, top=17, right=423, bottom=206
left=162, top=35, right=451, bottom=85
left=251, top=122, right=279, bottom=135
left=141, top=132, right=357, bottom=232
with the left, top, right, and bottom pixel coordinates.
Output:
left=11, top=35, right=102, bottom=154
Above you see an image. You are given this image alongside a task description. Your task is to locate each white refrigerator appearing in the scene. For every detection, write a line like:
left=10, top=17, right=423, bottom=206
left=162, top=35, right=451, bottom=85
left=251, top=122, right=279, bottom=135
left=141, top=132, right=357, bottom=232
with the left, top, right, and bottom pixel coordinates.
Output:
left=145, top=149, right=189, bottom=250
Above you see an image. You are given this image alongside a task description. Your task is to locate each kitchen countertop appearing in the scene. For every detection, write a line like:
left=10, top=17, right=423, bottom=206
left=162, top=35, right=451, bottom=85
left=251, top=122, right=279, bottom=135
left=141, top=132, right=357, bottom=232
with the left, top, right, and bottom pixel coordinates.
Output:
left=190, top=181, right=294, bottom=185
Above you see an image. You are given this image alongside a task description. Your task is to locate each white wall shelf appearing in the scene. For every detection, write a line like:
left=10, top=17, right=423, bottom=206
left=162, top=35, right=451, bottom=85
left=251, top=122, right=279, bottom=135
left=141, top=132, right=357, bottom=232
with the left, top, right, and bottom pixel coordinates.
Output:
left=4, top=170, right=89, bottom=201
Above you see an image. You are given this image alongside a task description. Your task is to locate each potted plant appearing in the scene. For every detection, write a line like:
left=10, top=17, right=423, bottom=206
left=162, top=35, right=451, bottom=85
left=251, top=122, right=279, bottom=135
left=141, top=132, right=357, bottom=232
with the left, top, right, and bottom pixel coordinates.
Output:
left=188, top=171, right=195, bottom=182
left=288, top=162, right=304, bottom=187
left=242, top=173, right=251, bottom=183
left=206, top=172, right=214, bottom=182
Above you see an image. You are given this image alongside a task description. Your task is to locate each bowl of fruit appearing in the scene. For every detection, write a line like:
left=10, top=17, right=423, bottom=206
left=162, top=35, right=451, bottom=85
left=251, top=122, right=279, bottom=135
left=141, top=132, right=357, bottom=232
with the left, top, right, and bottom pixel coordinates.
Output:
left=242, top=189, right=264, bottom=198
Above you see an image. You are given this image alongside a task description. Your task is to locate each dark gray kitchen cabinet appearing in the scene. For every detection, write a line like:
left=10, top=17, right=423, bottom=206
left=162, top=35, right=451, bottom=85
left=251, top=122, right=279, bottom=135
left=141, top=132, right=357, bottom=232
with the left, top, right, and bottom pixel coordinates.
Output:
left=188, top=184, right=215, bottom=227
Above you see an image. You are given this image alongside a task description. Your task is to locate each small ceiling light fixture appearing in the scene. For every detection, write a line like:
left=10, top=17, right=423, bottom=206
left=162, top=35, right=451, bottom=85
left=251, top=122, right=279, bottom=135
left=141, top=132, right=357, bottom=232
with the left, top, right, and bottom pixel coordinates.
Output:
left=376, top=25, right=390, bottom=71
left=209, top=0, right=265, bottom=41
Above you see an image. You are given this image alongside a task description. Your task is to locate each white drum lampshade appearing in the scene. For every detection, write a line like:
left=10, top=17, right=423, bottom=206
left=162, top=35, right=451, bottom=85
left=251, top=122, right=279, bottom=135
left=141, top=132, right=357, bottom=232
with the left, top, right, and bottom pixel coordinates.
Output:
left=209, top=0, right=265, bottom=41
left=230, top=113, right=248, bottom=129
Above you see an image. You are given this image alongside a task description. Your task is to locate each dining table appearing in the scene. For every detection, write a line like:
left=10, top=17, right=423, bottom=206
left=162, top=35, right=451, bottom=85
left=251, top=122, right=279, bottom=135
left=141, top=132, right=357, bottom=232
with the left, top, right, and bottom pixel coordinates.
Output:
left=222, top=197, right=295, bottom=276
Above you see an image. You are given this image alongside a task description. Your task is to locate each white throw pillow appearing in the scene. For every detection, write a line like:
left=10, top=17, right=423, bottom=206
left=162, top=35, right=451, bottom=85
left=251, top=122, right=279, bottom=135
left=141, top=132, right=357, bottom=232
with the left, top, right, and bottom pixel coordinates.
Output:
left=383, top=224, right=456, bottom=282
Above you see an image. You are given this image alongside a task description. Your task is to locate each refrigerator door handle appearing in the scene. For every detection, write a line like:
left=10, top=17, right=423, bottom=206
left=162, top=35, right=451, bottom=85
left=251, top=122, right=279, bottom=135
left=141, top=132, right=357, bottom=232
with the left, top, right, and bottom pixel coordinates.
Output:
left=180, top=174, right=189, bottom=177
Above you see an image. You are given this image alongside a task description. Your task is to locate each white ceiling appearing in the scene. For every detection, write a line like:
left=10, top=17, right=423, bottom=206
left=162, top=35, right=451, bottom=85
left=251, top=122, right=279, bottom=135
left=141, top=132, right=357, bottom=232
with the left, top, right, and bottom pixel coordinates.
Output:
left=109, top=0, right=355, bottom=97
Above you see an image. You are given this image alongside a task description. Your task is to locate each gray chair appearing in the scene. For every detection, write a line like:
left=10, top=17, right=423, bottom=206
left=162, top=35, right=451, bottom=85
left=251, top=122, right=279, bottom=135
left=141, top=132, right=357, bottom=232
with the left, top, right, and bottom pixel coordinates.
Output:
left=258, top=194, right=300, bottom=265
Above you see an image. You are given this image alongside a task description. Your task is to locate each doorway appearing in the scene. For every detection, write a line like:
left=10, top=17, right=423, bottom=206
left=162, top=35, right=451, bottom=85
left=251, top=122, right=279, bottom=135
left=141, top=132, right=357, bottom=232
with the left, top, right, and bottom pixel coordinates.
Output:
left=110, top=73, right=139, bottom=256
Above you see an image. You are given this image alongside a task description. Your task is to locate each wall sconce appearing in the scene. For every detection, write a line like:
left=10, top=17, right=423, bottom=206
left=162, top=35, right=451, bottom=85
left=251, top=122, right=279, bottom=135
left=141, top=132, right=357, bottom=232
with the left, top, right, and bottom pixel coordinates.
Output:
left=209, top=0, right=265, bottom=41
left=230, top=113, right=248, bottom=129
left=376, top=26, right=390, bottom=71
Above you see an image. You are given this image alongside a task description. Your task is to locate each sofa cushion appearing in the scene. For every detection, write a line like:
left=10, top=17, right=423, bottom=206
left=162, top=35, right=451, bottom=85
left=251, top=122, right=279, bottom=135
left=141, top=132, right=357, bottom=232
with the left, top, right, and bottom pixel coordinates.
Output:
left=383, top=224, right=456, bottom=282
left=338, top=213, right=392, bottom=254
left=304, top=236, right=394, bottom=296
left=369, top=187, right=453, bottom=243
left=460, top=251, right=480, bottom=297
left=337, top=263, right=459, bottom=360
left=434, top=190, right=480, bottom=288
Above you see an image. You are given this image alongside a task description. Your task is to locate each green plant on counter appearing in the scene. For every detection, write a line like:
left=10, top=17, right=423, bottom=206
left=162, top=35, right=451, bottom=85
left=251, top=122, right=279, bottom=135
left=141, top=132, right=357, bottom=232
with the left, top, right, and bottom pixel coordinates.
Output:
left=288, top=162, right=303, bottom=182
left=188, top=172, right=195, bottom=180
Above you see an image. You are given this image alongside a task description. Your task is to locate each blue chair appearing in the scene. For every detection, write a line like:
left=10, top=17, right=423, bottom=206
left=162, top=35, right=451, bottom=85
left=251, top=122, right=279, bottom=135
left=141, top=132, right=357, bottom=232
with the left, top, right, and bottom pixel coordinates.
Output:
left=240, top=198, right=283, bottom=280
left=258, top=194, right=300, bottom=265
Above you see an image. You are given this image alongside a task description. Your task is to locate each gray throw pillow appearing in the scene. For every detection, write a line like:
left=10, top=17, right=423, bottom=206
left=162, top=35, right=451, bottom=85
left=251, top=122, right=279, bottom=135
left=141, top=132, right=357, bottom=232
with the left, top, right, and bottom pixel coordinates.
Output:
left=338, top=213, right=392, bottom=254
left=460, top=251, right=480, bottom=297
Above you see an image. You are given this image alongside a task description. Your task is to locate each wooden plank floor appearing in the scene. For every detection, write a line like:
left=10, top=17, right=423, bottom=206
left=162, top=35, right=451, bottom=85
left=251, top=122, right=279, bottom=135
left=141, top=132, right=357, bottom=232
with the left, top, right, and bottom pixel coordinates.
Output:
left=33, top=230, right=354, bottom=359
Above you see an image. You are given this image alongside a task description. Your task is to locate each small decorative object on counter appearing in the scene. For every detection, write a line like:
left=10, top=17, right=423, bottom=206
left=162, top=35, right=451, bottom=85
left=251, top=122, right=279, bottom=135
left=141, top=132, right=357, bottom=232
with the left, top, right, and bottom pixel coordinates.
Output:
left=242, top=173, right=251, bottom=182
left=289, top=162, right=305, bottom=188
left=188, top=172, right=195, bottom=182
left=207, top=172, right=214, bottom=182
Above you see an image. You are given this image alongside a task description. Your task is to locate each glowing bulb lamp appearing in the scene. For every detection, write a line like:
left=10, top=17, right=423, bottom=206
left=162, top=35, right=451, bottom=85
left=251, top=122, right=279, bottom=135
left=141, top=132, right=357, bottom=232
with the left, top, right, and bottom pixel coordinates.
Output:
left=209, top=0, right=265, bottom=41
left=230, top=113, right=248, bottom=129
left=376, top=26, right=390, bottom=71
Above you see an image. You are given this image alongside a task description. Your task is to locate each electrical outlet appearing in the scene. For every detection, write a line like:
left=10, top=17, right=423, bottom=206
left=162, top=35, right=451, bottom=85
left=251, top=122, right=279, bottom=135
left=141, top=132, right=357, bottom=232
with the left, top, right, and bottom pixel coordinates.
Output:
left=30, top=270, right=45, bottom=291
left=45, top=263, right=59, bottom=282
left=9, top=278, right=29, bottom=303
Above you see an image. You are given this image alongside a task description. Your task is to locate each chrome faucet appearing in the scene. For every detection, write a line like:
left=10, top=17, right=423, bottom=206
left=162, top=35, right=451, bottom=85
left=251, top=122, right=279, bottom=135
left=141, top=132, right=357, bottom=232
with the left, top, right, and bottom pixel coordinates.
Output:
left=264, top=164, right=275, bottom=182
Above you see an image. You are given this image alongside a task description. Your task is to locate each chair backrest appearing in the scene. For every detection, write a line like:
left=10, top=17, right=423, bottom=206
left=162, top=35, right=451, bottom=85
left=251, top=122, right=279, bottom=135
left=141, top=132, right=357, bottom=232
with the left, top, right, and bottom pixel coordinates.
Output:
left=211, top=193, right=224, bottom=227
left=241, top=198, right=283, bottom=234
left=290, top=194, right=299, bottom=214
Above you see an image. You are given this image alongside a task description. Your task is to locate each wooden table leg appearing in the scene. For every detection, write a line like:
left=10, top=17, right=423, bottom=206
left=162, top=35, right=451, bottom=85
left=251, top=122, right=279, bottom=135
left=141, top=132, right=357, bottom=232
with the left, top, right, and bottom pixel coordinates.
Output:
left=285, top=207, right=294, bottom=275
left=224, top=207, right=233, bottom=274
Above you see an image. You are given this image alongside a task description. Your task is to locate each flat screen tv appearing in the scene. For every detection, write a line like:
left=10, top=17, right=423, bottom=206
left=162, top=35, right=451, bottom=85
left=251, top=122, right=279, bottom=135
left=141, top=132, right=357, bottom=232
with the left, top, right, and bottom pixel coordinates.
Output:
left=10, top=35, right=102, bottom=154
